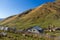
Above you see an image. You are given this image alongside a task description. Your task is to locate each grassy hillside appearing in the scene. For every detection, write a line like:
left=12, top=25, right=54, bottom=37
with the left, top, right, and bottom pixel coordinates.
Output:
left=0, top=0, right=60, bottom=29
left=0, top=0, right=60, bottom=40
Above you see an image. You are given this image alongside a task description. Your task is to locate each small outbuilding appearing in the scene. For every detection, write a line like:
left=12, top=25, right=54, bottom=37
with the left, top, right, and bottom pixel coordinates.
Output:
left=0, top=27, right=4, bottom=30
left=4, top=27, right=9, bottom=31
left=0, top=32, right=7, bottom=37
left=8, top=27, right=16, bottom=33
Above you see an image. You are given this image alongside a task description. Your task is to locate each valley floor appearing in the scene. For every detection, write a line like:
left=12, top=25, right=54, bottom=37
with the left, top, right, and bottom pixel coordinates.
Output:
left=0, top=31, right=60, bottom=40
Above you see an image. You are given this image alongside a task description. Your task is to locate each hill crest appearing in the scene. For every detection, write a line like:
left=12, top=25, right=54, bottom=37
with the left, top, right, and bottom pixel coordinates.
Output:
left=0, top=1, right=60, bottom=29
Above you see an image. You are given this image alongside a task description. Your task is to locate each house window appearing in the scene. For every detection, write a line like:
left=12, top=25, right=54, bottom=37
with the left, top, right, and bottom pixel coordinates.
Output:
left=32, top=29, right=36, bottom=32
left=33, top=30, right=35, bottom=31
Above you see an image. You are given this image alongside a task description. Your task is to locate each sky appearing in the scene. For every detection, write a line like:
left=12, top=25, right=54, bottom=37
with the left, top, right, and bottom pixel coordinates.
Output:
left=0, top=0, right=55, bottom=18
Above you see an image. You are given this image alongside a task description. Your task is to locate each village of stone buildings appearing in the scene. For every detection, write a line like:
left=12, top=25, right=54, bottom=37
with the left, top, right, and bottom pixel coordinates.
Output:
left=0, top=24, right=60, bottom=39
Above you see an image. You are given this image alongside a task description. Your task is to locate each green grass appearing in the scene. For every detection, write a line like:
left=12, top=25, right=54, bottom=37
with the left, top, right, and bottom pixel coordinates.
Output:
left=0, top=0, right=60, bottom=40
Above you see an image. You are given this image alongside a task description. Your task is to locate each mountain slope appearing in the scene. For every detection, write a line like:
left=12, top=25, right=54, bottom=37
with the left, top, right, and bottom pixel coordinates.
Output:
left=0, top=1, right=60, bottom=29
left=0, top=18, right=3, bottom=20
